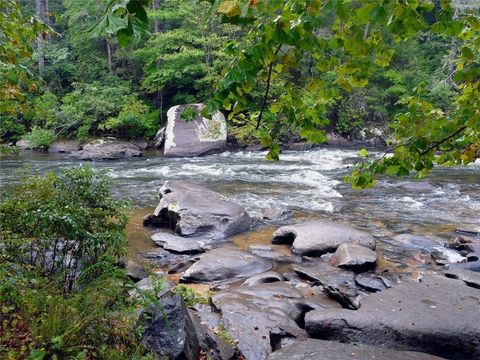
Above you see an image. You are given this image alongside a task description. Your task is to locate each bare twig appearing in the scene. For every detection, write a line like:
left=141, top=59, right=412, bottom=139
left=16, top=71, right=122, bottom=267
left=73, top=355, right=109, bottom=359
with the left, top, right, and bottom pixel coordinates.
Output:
left=420, top=126, right=467, bottom=156
left=256, top=45, right=282, bottom=130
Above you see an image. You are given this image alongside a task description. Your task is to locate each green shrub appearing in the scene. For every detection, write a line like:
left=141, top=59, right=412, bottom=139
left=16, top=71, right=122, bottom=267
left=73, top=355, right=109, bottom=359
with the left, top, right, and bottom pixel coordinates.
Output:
left=100, top=96, right=159, bottom=139
left=0, top=166, right=128, bottom=291
left=22, top=126, right=56, bottom=150
left=0, top=166, right=157, bottom=359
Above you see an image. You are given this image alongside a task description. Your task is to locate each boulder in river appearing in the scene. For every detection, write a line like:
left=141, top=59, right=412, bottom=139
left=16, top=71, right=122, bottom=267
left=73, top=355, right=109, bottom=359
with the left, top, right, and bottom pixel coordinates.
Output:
left=163, top=103, right=227, bottom=157
left=140, top=292, right=199, bottom=360
left=267, top=339, right=445, bottom=360
left=305, top=273, right=480, bottom=359
left=211, top=282, right=310, bottom=360
left=70, top=138, right=142, bottom=160
left=48, top=140, right=81, bottom=153
left=181, top=247, right=272, bottom=283
left=272, top=220, right=375, bottom=256
left=16, top=139, right=32, bottom=150
left=145, top=180, right=254, bottom=241
left=293, top=262, right=359, bottom=309
left=331, top=243, right=377, bottom=269
left=151, top=231, right=205, bottom=254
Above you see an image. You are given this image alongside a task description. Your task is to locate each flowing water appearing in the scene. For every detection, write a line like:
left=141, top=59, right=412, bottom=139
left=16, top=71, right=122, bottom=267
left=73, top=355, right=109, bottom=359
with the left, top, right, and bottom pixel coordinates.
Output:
left=1, top=148, right=479, bottom=270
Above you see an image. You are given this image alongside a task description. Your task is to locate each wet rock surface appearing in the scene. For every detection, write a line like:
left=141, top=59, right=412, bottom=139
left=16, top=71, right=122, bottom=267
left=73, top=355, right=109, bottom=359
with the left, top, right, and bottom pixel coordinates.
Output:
left=430, top=246, right=466, bottom=265
left=331, top=243, right=377, bottom=269
left=267, top=339, right=445, bottom=360
left=293, top=262, right=359, bottom=309
left=48, top=140, right=81, bottom=153
left=260, top=208, right=294, bottom=223
left=211, top=282, right=312, bottom=360
left=241, top=271, right=283, bottom=286
left=120, top=259, right=147, bottom=281
left=355, top=272, right=388, bottom=292
left=305, top=274, right=480, bottom=359
left=391, top=233, right=440, bottom=251
left=181, top=247, right=272, bottom=283
left=145, top=180, right=254, bottom=240
left=70, top=138, right=142, bottom=160
left=163, top=103, right=227, bottom=157
left=141, top=292, right=199, bottom=360
left=189, top=310, right=236, bottom=360
left=151, top=231, right=205, bottom=254
left=272, top=220, right=375, bottom=255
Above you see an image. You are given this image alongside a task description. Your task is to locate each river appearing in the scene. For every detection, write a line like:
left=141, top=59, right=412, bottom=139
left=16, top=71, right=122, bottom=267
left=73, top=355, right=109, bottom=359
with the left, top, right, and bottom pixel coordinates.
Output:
left=1, top=148, right=479, bottom=262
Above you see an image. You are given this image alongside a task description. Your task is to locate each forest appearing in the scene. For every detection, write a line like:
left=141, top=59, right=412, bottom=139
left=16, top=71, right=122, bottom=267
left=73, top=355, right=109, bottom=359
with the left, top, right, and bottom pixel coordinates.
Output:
left=1, top=1, right=479, bottom=359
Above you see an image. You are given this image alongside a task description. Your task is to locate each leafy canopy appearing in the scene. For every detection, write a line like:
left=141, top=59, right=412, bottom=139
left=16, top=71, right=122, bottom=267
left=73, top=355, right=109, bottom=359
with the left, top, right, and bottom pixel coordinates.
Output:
left=95, top=0, right=479, bottom=187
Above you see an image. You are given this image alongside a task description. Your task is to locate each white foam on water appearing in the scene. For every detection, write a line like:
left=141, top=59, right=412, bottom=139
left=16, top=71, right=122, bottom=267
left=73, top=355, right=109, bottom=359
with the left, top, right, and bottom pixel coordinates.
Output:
left=400, top=196, right=424, bottom=210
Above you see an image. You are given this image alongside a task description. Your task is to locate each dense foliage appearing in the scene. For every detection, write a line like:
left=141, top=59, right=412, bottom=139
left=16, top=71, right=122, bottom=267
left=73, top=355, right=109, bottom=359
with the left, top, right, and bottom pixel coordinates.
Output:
left=1, top=0, right=478, bottom=185
left=201, top=0, right=479, bottom=186
left=0, top=166, right=157, bottom=359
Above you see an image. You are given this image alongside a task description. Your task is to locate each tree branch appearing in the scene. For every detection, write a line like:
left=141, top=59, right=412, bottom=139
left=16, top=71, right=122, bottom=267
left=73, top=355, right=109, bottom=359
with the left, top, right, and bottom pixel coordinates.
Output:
left=420, top=126, right=467, bottom=156
left=256, top=45, right=282, bottom=130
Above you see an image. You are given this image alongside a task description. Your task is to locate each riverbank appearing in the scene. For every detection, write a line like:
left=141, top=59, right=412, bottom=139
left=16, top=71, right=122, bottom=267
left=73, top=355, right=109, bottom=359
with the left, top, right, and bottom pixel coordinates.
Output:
left=1, top=146, right=479, bottom=359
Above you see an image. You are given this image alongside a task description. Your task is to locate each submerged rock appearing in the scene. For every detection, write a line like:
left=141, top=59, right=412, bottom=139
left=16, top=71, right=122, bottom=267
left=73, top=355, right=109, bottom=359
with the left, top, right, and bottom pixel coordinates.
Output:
left=164, top=103, right=227, bottom=157
left=267, top=339, right=445, bottom=360
left=145, top=180, right=254, bottom=241
left=70, top=138, right=142, bottom=160
left=260, top=208, right=294, bottom=222
left=180, top=247, right=272, bottom=283
left=293, top=263, right=359, bottom=309
left=140, top=292, right=199, bottom=360
left=272, top=220, right=375, bottom=256
left=331, top=243, right=377, bottom=269
left=305, top=274, right=480, bottom=359
left=392, top=233, right=439, bottom=251
left=455, top=226, right=480, bottom=236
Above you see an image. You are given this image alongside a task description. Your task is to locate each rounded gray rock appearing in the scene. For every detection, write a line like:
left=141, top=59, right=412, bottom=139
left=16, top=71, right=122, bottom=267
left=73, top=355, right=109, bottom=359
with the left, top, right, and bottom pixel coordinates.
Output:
left=272, top=220, right=375, bottom=256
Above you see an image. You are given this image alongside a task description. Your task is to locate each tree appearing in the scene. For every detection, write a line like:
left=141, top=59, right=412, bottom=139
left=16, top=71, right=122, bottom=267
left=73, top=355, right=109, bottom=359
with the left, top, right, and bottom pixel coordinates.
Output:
left=95, top=1, right=479, bottom=186
left=207, top=1, right=479, bottom=186
left=135, top=0, right=236, bottom=117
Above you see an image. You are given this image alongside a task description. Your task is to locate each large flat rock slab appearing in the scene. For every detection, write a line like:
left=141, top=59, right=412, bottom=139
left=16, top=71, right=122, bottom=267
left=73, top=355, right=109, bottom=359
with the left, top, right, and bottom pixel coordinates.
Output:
left=180, top=247, right=272, bottom=283
left=272, top=220, right=375, bottom=256
left=267, top=339, right=444, bottom=360
left=211, top=282, right=310, bottom=360
left=145, top=180, right=254, bottom=240
left=305, top=274, right=480, bottom=359
left=164, top=103, right=227, bottom=157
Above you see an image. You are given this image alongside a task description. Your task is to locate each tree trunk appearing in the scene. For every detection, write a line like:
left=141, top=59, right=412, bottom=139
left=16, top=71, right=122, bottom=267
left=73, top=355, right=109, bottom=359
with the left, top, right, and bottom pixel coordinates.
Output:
left=106, top=40, right=113, bottom=73
left=152, top=0, right=161, bottom=33
left=36, top=0, right=45, bottom=77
